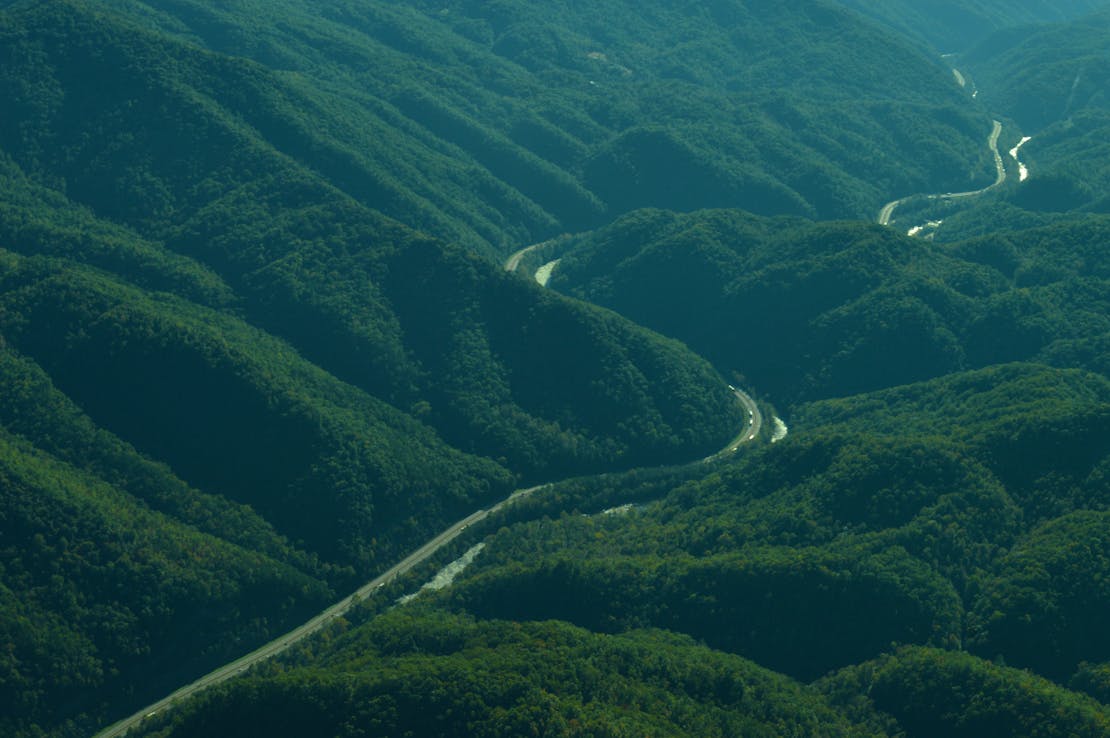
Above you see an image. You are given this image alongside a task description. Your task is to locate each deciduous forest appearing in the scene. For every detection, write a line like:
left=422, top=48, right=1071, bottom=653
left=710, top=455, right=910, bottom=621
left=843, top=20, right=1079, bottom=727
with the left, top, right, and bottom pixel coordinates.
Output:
left=2, top=1, right=1110, bottom=736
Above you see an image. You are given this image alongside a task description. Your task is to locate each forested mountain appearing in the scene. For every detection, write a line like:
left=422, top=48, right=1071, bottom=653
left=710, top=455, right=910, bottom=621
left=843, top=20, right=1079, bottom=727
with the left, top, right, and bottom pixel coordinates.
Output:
left=0, top=1, right=761, bottom=733
left=888, top=16, right=1110, bottom=242
left=963, top=8, right=1110, bottom=131
left=547, top=208, right=1110, bottom=402
left=0, top=0, right=746, bottom=479
left=135, top=361, right=1110, bottom=738
left=0, top=164, right=749, bottom=734
left=73, top=0, right=996, bottom=232
left=953, top=9, right=1110, bottom=216
left=129, top=613, right=890, bottom=738
left=833, top=0, right=1110, bottom=51
left=4, top=1, right=1110, bottom=737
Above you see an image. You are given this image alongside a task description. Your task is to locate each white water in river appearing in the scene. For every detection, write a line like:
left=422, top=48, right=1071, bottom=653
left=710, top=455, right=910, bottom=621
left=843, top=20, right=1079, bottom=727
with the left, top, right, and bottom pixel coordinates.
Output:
left=535, top=259, right=560, bottom=286
left=907, top=220, right=943, bottom=239
left=397, top=543, right=485, bottom=603
left=771, top=416, right=788, bottom=443
left=1009, top=136, right=1032, bottom=182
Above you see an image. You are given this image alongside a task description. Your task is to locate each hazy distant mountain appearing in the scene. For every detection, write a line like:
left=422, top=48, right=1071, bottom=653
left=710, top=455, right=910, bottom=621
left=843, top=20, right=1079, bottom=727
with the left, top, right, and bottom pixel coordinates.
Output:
left=957, top=9, right=1110, bottom=213
left=964, top=8, right=1110, bottom=130
left=835, top=0, right=1110, bottom=51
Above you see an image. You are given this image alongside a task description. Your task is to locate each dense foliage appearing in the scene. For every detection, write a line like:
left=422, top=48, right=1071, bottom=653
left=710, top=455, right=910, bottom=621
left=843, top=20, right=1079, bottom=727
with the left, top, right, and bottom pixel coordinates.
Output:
left=964, top=9, right=1110, bottom=133
left=955, top=9, right=1110, bottom=216
left=4, top=1, right=1110, bottom=737
left=551, top=208, right=1110, bottom=402
left=833, top=0, right=1109, bottom=51
left=0, top=0, right=745, bottom=478
left=136, top=360, right=1110, bottom=737
left=133, top=611, right=890, bottom=737
left=0, top=1, right=785, bottom=734
left=78, top=0, right=994, bottom=229
left=821, top=647, right=1110, bottom=737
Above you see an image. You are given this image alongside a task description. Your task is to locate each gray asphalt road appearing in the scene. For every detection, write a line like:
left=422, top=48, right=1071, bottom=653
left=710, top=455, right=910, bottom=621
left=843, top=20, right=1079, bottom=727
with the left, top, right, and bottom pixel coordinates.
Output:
left=707, top=387, right=763, bottom=459
left=94, top=506, right=496, bottom=738
left=504, top=239, right=553, bottom=273
left=93, top=389, right=757, bottom=737
left=878, top=120, right=1004, bottom=226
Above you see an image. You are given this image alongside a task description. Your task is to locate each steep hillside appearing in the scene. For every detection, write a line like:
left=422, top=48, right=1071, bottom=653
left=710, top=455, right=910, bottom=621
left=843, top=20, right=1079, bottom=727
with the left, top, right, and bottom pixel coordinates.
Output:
left=134, top=613, right=890, bottom=738
left=548, top=208, right=1110, bottom=403
left=0, top=244, right=526, bottom=734
left=821, top=647, right=1110, bottom=737
left=833, top=0, right=1110, bottom=51
left=4, top=2, right=1110, bottom=737
left=76, top=0, right=996, bottom=233
left=938, top=10, right=1110, bottom=219
left=132, top=363, right=1110, bottom=737
left=963, top=9, right=1110, bottom=132
left=0, top=2, right=757, bottom=735
left=0, top=0, right=743, bottom=482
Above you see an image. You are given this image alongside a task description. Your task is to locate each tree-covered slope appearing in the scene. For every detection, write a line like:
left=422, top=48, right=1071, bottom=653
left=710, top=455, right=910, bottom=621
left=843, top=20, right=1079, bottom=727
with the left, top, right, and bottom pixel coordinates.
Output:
left=0, top=428, right=332, bottom=738
left=432, top=362, right=1110, bottom=701
left=950, top=10, right=1110, bottom=216
left=0, top=2, right=763, bottom=735
left=963, top=9, right=1110, bottom=132
left=796, top=363, right=1110, bottom=520
left=132, top=611, right=890, bottom=738
left=967, top=510, right=1110, bottom=679
left=0, top=0, right=743, bottom=482
left=6, top=1, right=1110, bottom=737
left=71, top=0, right=997, bottom=231
left=832, top=0, right=1110, bottom=52
left=549, top=208, right=1110, bottom=403
left=0, top=250, right=518, bottom=569
left=0, top=342, right=340, bottom=737
left=821, top=646, right=1110, bottom=738
left=129, top=362, right=1110, bottom=736
left=0, top=245, right=526, bottom=735
left=426, top=366, right=1094, bottom=678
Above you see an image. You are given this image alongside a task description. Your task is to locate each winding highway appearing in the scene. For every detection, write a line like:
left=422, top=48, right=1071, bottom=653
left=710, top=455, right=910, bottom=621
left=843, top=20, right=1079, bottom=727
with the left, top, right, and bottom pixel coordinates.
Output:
left=878, top=119, right=1005, bottom=226
left=84, top=34, right=1016, bottom=738
left=97, top=223, right=771, bottom=737
left=506, top=239, right=764, bottom=458
left=94, top=390, right=759, bottom=736
left=504, top=238, right=556, bottom=274
left=706, top=386, right=762, bottom=459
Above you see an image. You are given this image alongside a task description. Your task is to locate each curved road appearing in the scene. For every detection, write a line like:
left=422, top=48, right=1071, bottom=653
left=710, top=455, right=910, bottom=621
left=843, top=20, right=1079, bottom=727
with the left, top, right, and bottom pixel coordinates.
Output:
left=96, top=45, right=1003, bottom=738
left=878, top=120, right=1005, bottom=226
left=508, top=243, right=763, bottom=455
left=508, top=240, right=763, bottom=457
left=706, top=386, right=762, bottom=459
left=504, top=238, right=556, bottom=274
left=95, top=391, right=758, bottom=737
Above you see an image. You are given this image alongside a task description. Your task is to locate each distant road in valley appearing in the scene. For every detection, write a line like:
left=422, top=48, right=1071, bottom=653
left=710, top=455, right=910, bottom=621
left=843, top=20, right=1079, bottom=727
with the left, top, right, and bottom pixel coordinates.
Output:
left=710, top=387, right=762, bottom=458
left=95, top=381, right=760, bottom=737
left=878, top=119, right=1005, bottom=226
left=506, top=241, right=764, bottom=458
left=504, top=238, right=556, bottom=274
